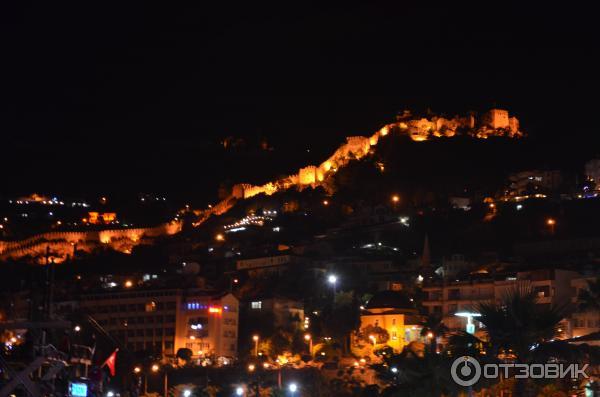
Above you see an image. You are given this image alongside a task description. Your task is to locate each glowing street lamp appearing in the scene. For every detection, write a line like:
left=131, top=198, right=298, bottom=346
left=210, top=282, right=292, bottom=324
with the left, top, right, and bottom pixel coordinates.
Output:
left=288, top=383, right=298, bottom=395
left=369, top=334, right=376, bottom=346
left=327, top=274, right=338, bottom=298
left=133, top=366, right=141, bottom=374
left=74, top=325, right=81, bottom=332
left=248, top=364, right=255, bottom=372
left=151, top=364, right=160, bottom=372
left=235, top=387, right=244, bottom=396
left=183, top=389, right=191, bottom=397
left=252, top=335, right=259, bottom=356
left=546, top=218, right=556, bottom=234
left=215, top=233, right=225, bottom=242
left=304, top=333, right=313, bottom=356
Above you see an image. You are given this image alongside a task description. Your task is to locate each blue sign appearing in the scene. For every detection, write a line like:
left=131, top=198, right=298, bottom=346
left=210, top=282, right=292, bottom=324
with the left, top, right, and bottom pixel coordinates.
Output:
left=466, top=323, right=475, bottom=335
left=69, top=382, right=88, bottom=397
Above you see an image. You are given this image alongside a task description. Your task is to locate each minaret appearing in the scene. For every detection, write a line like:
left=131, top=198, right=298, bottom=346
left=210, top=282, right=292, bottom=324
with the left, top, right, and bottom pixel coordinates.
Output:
left=421, top=234, right=431, bottom=268
left=420, top=234, right=433, bottom=277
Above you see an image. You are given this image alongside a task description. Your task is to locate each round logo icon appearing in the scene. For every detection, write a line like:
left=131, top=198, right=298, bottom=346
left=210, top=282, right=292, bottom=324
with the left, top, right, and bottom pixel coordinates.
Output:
left=450, top=356, right=482, bottom=386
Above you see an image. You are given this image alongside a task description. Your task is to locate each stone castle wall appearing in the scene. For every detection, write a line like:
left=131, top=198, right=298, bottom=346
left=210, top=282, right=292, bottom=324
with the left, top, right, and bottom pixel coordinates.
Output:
left=0, top=221, right=183, bottom=262
left=193, top=109, right=522, bottom=227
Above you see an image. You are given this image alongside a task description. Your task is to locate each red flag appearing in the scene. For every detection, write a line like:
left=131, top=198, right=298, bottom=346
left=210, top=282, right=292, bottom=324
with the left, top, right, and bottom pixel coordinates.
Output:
left=102, top=349, right=118, bottom=376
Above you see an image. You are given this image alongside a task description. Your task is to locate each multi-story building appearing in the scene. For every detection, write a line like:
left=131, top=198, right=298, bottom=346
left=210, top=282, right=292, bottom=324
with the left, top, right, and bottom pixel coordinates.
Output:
left=507, top=170, right=563, bottom=196
left=570, top=277, right=600, bottom=338
left=79, top=288, right=238, bottom=360
left=246, top=296, right=305, bottom=329
left=236, top=254, right=300, bottom=276
left=584, top=159, right=600, bottom=189
left=422, top=269, right=580, bottom=335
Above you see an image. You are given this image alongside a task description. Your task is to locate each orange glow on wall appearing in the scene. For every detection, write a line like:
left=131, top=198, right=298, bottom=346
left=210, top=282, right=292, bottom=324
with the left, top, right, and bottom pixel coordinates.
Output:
left=208, top=306, right=222, bottom=314
left=88, top=212, right=117, bottom=225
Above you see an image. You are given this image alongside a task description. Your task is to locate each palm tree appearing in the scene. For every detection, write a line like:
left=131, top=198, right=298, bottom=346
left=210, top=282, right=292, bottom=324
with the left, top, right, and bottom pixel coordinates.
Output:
left=577, top=277, right=600, bottom=312
left=420, top=314, right=448, bottom=353
left=474, top=285, right=568, bottom=396
left=476, top=285, right=567, bottom=361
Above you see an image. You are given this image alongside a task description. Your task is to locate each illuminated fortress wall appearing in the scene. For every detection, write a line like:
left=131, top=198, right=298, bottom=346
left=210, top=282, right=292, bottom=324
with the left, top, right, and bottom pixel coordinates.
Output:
left=0, top=221, right=183, bottom=263
left=189, top=109, right=522, bottom=227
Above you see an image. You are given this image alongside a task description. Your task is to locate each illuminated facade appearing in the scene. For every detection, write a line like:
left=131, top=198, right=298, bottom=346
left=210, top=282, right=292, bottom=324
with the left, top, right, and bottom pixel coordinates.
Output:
left=423, top=269, right=581, bottom=337
left=482, top=108, right=510, bottom=129
left=79, top=289, right=238, bottom=359
left=359, top=291, right=423, bottom=353
left=87, top=212, right=117, bottom=225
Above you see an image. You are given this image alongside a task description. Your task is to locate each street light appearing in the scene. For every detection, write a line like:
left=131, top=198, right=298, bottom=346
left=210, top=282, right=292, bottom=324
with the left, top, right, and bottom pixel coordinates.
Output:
left=252, top=335, right=259, bottom=356
left=74, top=325, right=81, bottom=332
left=327, top=274, right=337, bottom=298
left=546, top=218, right=556, bottom=234
left=235, top=387, right=244, bottom=396
left=183, top=389, right=191, bottom=397
left=133, top=366, right=141, bottom=374
left=151, top=364, right=160, bottom=372
left=304, top=334, right=313, bottom=356
left=288, top=383, right=298, bottom=395
left=369, top=334, right=376, bottom=346
left=248, top=364, right=255, bottom=372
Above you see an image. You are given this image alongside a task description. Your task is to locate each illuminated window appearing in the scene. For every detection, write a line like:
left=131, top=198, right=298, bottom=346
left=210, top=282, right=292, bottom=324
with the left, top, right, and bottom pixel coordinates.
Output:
left=251, top=301, right=262, bottom=309
left=145, top=301, right=157, bottom=312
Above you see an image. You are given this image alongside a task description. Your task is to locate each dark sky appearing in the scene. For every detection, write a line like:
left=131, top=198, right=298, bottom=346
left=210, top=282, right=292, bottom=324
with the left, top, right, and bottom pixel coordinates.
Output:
left=1, top=2, right=599, bottom=203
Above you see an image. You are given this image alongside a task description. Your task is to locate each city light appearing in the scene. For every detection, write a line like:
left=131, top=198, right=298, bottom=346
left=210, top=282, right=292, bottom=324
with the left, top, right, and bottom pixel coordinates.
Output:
left=547, top=218, right=556, bottom=225
left=288, top=383, right=298, bottom=393
left=391, top=195, right=400, bottom=203
left=252, top=334, right=259, bottom=356
left=235, top=387, right=244, bottom=396
left=74, top=325, right=81, bottom=332
left=183, top=390, right=191, bottom=397
left=391, top=367, right=398, bottom=373
left=133, top=366, right=141, bottom=374
left=304, top=334, right=311, bottom=341
left=151, top=364, right=160, bottom=372
left=107, top=392, right=114, bottom=397
left=248, top=364, right=255, bottom=372
left=323, top=200, right=329, bottom=206
left=124, top=280, right=133, bottom=288
left=215, top=233, right=225, bottom=241
left=327, top=274, right=337, bottom=284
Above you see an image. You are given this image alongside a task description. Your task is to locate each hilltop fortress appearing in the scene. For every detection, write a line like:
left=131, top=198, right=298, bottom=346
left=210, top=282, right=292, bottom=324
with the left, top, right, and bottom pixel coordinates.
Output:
left=193, top=108, right=523, bottom=224
left=0, top=109, right=521, bottom=262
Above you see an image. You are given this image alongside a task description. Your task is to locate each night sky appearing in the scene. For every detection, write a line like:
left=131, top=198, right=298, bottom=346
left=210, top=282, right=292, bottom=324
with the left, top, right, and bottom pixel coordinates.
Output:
left=2, top=3, right=599, bottom=203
